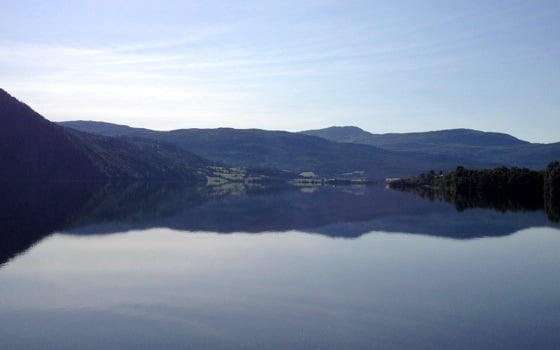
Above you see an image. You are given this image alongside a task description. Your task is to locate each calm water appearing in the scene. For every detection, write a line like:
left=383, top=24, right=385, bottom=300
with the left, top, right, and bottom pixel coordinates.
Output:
left=1, top=183, right=559, bottom=349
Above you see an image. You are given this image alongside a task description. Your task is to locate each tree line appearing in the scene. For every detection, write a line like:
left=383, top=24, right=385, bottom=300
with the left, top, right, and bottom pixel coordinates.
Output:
left=389, top=161, right=560, bottom=222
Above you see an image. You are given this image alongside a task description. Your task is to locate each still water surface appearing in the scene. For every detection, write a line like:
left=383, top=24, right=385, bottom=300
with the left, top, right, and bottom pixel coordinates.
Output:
left=1, top=184, right=559, bottom=349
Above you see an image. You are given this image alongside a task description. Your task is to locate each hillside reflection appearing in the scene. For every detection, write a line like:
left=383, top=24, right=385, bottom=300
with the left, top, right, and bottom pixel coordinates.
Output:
left=1, top=181, right=559, bottom=267
left=392, top=185, right=560, bottom=223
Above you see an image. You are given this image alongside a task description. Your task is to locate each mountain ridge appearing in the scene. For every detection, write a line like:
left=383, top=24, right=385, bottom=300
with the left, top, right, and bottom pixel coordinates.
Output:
left=59, top=120, right=493, bottom=180
left=301, top=125, right=559, bottom=169
left=0, top=89, right=210, bottom=182
left=302, top=126, right=530, bottom=146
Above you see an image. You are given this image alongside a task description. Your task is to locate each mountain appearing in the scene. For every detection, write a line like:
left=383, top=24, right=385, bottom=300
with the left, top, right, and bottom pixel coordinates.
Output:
left=302, top=126, right=375, bottom=142
left=0, top=89, right=210, bottom=182
left=301, top=126, right=560, bottom=169
left=60, top=121, right=491, bottom=180
left=303, top=126, right=527, bottom=147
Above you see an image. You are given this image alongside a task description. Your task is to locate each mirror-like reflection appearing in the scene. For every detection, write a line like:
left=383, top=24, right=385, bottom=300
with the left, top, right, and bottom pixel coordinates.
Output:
left=1, top=181, right=560, bottom=349
left=1, top=181, right=559, bottom=267
left=391, top=183, right=560, bottom=223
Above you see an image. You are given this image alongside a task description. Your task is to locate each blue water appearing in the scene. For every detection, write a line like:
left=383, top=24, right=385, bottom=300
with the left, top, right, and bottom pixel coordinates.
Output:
left=0, top=184, right=559, bottom=349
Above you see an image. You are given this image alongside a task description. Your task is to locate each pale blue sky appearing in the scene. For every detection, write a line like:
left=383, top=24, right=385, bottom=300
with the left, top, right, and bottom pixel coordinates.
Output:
left=1, top=1, right=559, bottom=142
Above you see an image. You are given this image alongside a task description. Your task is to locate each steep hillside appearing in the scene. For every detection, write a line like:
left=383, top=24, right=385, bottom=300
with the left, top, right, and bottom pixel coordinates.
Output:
left=0, top=89, right=209, bottom=182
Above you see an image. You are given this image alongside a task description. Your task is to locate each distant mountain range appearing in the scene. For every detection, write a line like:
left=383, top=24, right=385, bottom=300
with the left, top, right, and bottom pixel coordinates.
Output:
left=60, top=121, right=492, bottom=180
left=2, top=88, right=559, bottom=182
left=302, top=126, right=560, bottom=169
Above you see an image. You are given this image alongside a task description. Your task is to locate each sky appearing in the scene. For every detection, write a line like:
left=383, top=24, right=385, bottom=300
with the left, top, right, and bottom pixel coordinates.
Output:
left=1, top=0, right=559, bottom=142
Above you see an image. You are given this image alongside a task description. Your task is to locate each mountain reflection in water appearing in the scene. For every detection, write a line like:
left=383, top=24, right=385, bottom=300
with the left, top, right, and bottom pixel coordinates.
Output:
left=1, top=181, right=559, bottom=267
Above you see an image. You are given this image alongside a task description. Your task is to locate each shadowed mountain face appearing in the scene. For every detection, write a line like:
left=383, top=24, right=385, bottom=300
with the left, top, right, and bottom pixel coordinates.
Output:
left=302, top=126, right=560, bottom=169
left=2, top=181, right=559, bottom=268
left=60, top=121, right=491, bottom=180
left=0, top=89, right=210, bottom=182
left=0, top=89, right=102, bottom=181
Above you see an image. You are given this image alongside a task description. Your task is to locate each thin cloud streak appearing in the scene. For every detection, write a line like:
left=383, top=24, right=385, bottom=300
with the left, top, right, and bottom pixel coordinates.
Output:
left=1, top=1, right=559, bottom=142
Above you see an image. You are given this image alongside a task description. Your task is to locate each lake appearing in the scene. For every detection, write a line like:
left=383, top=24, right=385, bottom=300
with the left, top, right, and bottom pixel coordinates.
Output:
left=1, top=183, right=559, bottom=349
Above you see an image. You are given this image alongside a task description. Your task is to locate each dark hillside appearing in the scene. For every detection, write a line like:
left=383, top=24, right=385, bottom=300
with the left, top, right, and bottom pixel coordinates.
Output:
left=0, top=89, right=209, bottom=182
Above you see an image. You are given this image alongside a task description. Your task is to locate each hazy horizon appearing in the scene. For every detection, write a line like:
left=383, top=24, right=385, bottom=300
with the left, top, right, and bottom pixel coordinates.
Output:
left=60, top=118, right=554, bottom=144
left=1, top=1, right=559, bottom=143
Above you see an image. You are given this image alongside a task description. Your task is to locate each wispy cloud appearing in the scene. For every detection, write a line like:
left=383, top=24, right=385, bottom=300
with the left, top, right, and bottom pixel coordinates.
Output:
left=1, top=1, right=558, bottom=141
